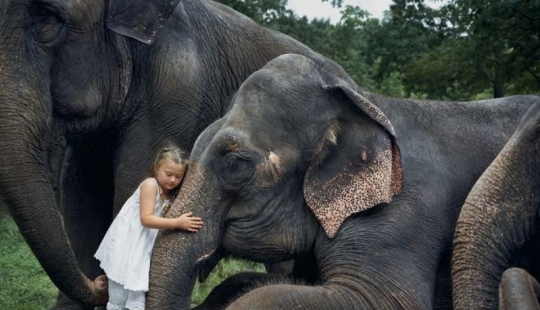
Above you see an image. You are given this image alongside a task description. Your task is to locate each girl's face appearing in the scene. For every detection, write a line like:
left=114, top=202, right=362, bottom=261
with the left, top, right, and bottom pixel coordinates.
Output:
left=155, top=159, right=187, bottom=192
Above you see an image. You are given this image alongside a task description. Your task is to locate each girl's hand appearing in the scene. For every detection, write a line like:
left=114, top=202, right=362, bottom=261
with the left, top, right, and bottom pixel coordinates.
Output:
left=176, top=212, right=203, bottom=232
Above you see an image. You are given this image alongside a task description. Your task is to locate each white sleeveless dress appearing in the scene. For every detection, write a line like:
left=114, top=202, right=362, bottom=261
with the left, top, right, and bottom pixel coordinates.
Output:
left=95, top=179, right=169, bottom=292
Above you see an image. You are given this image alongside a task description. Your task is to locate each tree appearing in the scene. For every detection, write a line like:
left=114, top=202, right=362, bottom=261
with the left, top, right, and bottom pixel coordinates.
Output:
left=217, top=0, right=540, bottom=100
left=449, top=0, right=540, bottom=97
left=216, top=0, right=291, bottom=24
left=385, top=0, right=540, bottom=99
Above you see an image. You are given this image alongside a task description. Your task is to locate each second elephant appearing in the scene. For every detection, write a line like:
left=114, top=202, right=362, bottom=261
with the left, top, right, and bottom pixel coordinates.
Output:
left=150, top=54, right=539, bottom=309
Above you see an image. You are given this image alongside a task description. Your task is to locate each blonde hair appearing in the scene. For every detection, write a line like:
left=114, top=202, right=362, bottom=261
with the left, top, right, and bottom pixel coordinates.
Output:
left=151, top=146, right=189, bottom=176
left=149, top=145, right=189, bottom=201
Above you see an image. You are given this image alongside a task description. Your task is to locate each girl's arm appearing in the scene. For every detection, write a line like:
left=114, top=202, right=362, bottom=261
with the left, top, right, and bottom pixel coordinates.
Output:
left=139, top=178, right=203, bottom=231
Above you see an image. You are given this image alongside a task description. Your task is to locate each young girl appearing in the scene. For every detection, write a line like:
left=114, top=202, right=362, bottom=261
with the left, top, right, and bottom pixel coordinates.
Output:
left=94, top=146, right=203, bottom=310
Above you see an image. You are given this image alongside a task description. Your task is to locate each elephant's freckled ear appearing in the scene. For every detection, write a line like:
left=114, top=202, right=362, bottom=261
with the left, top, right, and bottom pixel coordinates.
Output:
left=304, top=149, right=400, bottom=238
left=303, top=83, right=403, bottom=238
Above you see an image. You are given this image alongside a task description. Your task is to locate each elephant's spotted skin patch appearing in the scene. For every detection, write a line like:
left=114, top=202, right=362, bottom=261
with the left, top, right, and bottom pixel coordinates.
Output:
left=304, top=148, right=397, bottom=238
left=268, top=152, right=281, bottom=171
left=254, top=150, right=297, bottom=188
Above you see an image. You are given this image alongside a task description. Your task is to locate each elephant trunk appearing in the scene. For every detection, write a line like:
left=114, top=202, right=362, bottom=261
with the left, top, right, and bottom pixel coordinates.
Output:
left=452, top=131, right=540, bottom=309
left=0, top=18, right=103, bottom=305
left=148, top=162, right=225, bottom=309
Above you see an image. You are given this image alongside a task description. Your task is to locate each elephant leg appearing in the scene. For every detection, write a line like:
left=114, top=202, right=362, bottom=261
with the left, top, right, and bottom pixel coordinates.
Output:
left=52, top=142, right=113, bottom=309
left=499, top=268, right=540, bottom=310
left=193, top=272, right=290, bottom=310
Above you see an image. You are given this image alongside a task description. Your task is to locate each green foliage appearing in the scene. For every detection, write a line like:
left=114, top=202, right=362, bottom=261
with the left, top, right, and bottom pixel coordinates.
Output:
left=384, top=0, right=540, bottom=99
left=320, top=0, right=343, bottom=7
left=217, top=0, right=291, bottom=24
left=377, top=69, right=407, bottom=98
left=448, top=0, right=540, bottom=97
left=216, top=0, right=540, bottom=101
left=191, top=258, right=265, bottom=307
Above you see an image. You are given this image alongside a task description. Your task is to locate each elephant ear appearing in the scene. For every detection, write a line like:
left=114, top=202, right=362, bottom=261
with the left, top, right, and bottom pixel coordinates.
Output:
left=303, top=83, right=403, bottom=238
left=107, top=0, right=183, bottom=44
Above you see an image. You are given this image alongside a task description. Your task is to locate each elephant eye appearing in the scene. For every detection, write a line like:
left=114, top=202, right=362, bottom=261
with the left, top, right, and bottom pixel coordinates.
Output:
left=220, top=153, right=255, bottom=189
left=223, top=154, right=245, bottom=177
left=30, top=4, right=66, bottom=46
left=225, top=154, right=240, bottom=170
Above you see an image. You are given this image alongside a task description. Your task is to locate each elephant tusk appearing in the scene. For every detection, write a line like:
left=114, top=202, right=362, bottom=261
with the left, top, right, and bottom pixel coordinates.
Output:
left=196, top=250, right=215, bottom=263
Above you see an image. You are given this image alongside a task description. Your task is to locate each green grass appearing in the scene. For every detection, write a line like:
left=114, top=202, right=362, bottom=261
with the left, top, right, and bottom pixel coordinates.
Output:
left=0, top=211, right=263, bottom=308
left=0, top=214, right=57, bottom=310
left=191, top=258, right=265, bottom=306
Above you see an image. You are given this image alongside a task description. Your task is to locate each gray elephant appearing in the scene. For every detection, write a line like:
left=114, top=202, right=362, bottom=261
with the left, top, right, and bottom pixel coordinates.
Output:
left=0, top=0, right=318, bottom=308
left=452, top=102, right=540, bottom=309
left=149, top=53, right=539, bottom=309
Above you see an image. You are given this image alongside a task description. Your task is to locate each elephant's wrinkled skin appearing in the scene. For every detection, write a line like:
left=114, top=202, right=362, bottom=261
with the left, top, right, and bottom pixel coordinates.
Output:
left=150, top=54, right=540, bottom=309
left=452, top=102, right=540, bottom=310
left=0, top=0, right=315, bottom=307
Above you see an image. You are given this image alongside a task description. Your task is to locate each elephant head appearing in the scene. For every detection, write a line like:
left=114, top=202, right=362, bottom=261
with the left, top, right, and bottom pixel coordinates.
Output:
left=0, top=0, right=179, bottom=304
left=452, top=101, right=540, bottom=309
left=149, top=54, right=402, bottom=308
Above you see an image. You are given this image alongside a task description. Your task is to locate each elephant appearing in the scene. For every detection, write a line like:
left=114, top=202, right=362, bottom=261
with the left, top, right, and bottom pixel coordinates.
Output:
left=452, top=102, right=540, bottom=309
left=0, top=0, right=319, bottom=308
left=148, top=53, right=540, bottom=309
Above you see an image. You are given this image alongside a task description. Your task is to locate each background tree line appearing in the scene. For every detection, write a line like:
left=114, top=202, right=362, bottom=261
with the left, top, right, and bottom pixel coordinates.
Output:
left=218, top=0, right=540, bottom=100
